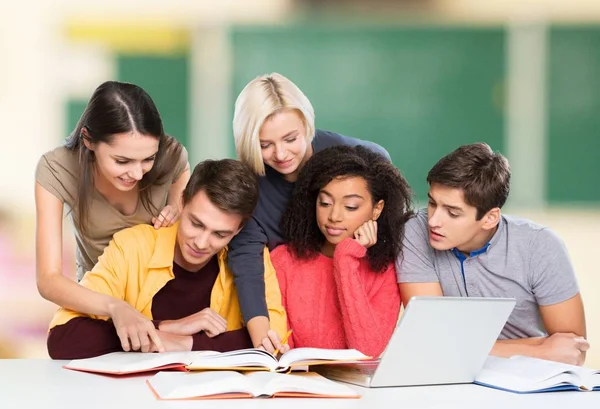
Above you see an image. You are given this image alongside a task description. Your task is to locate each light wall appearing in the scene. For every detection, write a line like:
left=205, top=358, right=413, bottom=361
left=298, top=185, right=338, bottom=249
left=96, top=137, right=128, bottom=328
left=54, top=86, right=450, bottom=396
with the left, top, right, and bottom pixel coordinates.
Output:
left=0, top=0, right=598, bottom=368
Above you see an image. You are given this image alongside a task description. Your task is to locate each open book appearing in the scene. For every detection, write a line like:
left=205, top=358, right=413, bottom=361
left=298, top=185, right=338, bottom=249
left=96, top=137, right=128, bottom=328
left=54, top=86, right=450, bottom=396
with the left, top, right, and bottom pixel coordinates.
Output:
left=311, top=360, right=381, bottom=387
left=147, top=371, right=361, bottom=399
left=63, top=347, right=371, bottom=375
left=474, top=355, right=600, bottom=393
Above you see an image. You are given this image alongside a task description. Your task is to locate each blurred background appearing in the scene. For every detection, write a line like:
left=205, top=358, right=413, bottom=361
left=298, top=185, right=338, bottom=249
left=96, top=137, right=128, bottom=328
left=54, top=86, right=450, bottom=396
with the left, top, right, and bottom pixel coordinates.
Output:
left=0, top=0, right=598, bottom=367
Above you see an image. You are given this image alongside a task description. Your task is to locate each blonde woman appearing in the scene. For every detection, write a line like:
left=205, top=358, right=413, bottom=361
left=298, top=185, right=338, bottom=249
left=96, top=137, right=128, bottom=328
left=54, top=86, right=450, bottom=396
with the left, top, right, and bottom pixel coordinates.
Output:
left=229, top=73, right=390, bottom=350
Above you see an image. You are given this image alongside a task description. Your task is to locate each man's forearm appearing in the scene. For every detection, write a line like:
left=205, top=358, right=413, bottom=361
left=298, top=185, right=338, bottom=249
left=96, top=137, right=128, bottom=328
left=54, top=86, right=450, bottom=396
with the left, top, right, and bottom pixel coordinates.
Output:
left=47, top=317, right=122, bottom=359
left=491, top=337, right=545, bottom=359
left=191, top=328, right=253, bottom=352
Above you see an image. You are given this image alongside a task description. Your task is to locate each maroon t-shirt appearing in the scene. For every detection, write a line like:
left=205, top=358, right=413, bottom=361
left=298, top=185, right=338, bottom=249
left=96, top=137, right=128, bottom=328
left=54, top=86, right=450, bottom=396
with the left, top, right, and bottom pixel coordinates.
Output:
left=47, top=257, right=252, bottom=359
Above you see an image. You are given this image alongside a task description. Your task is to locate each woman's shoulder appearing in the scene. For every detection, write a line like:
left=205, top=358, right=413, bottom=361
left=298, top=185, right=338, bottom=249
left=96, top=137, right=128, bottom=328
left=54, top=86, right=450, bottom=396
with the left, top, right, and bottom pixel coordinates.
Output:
left=37, top=145, right=78, bottom=170
left=170, top=141, right=188, bottom=178
left=271, top=244, right=310, bottom=270
left=153, top=137, right=188, bottom=184
left=35, top=145, right=80, bottom=202
left=271, top=244, right=331, bottom=274
left=313, top=129, right=391, bottom=161
left=271, top=244, right=295, bottom=261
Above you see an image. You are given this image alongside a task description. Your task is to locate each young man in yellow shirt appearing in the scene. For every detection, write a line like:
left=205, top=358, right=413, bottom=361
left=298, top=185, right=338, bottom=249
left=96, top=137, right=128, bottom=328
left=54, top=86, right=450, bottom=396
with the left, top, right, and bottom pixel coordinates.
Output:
left=47, top=159, right=287, bottom=359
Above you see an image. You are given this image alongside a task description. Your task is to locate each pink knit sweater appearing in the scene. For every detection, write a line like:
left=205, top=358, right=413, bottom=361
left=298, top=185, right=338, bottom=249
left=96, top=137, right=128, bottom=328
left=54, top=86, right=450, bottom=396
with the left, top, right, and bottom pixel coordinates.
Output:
left=271, top=238, right=401, bottom=358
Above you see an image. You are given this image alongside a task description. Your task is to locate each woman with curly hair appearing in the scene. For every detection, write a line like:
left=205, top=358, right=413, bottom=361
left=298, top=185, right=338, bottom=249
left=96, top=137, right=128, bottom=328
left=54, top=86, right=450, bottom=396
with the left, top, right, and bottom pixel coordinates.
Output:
left=271, top=145, right=413, bottom=357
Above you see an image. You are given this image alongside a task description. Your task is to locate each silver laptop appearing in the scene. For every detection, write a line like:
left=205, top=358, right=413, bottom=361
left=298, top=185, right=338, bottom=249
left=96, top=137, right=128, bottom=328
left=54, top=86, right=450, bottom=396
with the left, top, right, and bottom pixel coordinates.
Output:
left=316, top=296, right=516, bottom=388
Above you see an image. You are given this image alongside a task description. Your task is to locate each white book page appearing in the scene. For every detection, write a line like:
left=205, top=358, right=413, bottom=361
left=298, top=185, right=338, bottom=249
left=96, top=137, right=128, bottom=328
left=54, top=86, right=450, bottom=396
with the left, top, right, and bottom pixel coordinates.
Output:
left=65, top=351, right=196, bottom=373
left=278, top=348, right=369, bottom=368
left=187, top=348, right=278, bottom=371
left=507, top=355, right=590, bottom=380
left=476, top=370, right=583, bottom=393
left=246, top=372, right=359, bottom=397
left=148, top=371, right=255, bottom=399
left=588, top=373, right=600, bottom=389
left=475, top=356, right=586, bottom=392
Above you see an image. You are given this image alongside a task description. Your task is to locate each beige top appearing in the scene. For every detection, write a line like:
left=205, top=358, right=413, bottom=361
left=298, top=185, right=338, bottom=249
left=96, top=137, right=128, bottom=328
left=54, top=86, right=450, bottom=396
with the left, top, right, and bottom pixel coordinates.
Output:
left=35, top=145, right=188, bottom=280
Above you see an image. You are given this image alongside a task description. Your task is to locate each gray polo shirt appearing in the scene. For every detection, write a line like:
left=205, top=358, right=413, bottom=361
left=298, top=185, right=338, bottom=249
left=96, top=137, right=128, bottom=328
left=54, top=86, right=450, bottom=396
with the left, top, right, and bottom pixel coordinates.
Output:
left=396, top=209, right=580, bottom=340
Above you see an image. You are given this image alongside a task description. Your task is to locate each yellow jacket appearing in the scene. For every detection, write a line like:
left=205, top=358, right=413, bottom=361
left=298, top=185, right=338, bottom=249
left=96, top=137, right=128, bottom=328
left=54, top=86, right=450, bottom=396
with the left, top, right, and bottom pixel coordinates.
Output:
left=49, top=223, right=287, bottom=338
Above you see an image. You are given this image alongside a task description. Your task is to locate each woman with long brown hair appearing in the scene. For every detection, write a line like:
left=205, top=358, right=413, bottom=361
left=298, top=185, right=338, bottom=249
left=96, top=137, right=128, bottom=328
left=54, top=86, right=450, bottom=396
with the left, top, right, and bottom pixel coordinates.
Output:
left=35, top=81, right=190, bottom=353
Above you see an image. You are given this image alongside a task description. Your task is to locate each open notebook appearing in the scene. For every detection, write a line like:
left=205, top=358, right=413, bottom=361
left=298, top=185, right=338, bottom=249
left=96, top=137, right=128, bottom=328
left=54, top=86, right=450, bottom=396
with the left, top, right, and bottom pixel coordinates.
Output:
left=63, top=348, right=370, bottom=375
left=474, top=355, right=600, bottom=393
left=147, top=371, right=361, bottom=400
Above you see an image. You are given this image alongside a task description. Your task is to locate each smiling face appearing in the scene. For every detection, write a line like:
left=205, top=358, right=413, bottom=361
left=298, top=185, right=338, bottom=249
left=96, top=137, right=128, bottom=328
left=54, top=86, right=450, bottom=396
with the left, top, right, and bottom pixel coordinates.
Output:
left=427, top=182, right=499, bottom=254
left=174, top=189, right=243, bottom=272
left=258, top=109, right=311, bottom=182
left=316, top=176, right=383, bottom=255
left=87, top=131, right=159, bottom=192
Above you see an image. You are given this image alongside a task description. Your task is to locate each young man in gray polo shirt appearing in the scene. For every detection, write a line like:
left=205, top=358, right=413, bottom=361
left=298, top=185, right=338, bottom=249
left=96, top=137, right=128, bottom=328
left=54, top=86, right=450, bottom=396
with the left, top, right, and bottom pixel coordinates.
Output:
left=396, top=143, right=589, bottom=366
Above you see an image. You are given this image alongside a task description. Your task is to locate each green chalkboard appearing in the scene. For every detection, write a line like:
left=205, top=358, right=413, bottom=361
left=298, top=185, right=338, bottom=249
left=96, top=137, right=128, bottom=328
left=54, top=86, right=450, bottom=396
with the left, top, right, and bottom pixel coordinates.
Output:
left=230, top=25, right=505, bottom=202
left=548, top=26, right=600, bottom=204
left=118, top=54, right=190, bottom=149
left=65, top=99, right=89, bottom=139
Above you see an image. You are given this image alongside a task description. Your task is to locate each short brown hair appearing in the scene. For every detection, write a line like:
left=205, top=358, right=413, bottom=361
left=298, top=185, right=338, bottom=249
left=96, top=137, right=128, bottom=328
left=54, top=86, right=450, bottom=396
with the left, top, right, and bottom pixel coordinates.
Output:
left=182, top=159, right=259, bottom=225
left=427, top=143, right=510, bottom=220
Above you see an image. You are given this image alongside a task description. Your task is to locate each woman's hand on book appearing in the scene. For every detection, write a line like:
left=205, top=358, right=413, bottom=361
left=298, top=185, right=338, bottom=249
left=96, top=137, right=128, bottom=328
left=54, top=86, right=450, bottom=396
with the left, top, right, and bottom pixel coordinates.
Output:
left=257, top=330, right=290, bottom=356
left=159, top=308, right=228, bottom=337
left=107, top=300, right=164, bottom=353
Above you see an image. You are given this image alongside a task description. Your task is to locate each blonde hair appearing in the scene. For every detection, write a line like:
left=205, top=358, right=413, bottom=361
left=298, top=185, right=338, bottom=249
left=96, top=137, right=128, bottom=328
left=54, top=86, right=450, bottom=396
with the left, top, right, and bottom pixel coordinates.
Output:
left=233, top=73, right=316, bottom=175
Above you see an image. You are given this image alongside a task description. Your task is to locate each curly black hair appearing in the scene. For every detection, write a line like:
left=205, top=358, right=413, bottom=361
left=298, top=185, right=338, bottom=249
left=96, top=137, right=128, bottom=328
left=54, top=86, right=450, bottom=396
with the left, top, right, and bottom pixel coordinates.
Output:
left=281, top=145, right=414, bottom=272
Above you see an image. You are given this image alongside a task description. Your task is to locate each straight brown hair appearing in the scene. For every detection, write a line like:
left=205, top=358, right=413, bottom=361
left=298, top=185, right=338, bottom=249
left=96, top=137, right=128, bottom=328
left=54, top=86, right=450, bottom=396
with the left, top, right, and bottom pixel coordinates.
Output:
left=64, top=81, right=183, bottom=235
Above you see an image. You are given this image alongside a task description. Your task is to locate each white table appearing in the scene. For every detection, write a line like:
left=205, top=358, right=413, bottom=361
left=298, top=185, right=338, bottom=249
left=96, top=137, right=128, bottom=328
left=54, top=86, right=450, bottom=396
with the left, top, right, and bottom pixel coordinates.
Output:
left=0, top=359, right=598, bottom=408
